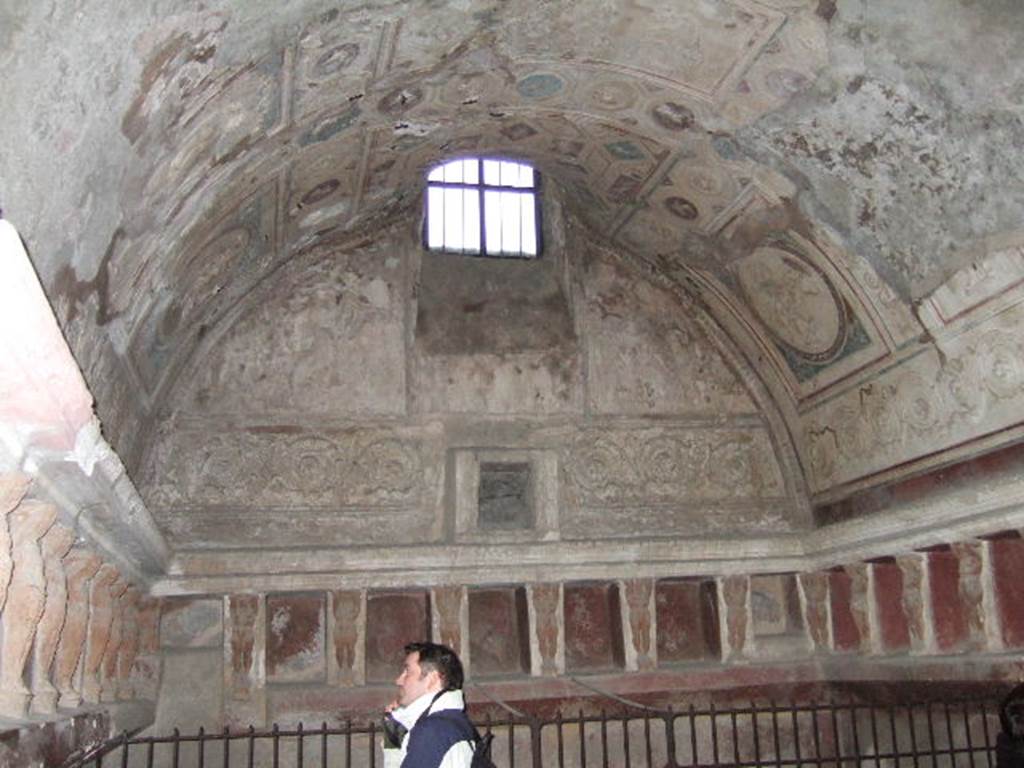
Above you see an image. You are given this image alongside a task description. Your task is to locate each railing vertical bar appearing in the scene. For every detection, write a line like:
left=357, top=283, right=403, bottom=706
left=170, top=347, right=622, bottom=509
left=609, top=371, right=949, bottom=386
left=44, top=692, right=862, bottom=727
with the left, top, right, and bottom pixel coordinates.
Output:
left=578, top=709, right=586, bottom=768
left=908, top=704, right=921, bottom=768
left=753, top=701, right=763, bottom=768
left=369, top=721, right=377, bottom=768
left=146, top=739, right=154, bottom=768
left=963, top=701, right=976, bottom=768
left=531, top=717, right=543, bottom=768
left=198, top=726, right=205, bottom=768
left=792, top=701, right=802, bottom=768
left=509, top=721, right=515, bottom=768
left=711, top=700, right=720, bottom=767
left=771, top=701, right=782, bottom=768
left=691, top=703, right=700, bottom=768
left=172, top=727, right=180, bottom=768
left=273, top=723, right=280, bottom=768
left=829, top=703, right=840, bottom=768
left=297, top=721, right=304, bottom=768
left=732, top=708, right=741, bottom=768
left=665, top=706, right=677, bottom=768
left=926, top=702, right=938, bottom=768
left=644, top=710, right=652, bottom=768
left=623, top=715, right=632, bottom=768
left=120, top=731, right=129, bottom=768
left=223, top=727, right=231, bottom=768
left=870, top=707, right=882, bottom=768
left=557, top=711, right=565, bottom=768
left=247, top=725, right=255, bottom=768
left=887, top=707, right=899, bottom=768
left=944, top=703, right=956, bottom=768
left=978, top=703, right=993, bottom=768
left=346, top=718, right=353, bottom=768
left=601, top=710, right=609, bottom=768
left=321, top=721, right=328, bottom=768
left=851, top=703, right=864, bottom=768
left=811, top=703, right=823, bottom=768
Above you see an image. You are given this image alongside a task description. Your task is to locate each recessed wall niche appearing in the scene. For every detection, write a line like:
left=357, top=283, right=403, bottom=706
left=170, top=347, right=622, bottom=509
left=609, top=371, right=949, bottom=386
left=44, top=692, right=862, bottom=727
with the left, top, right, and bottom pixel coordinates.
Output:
left=749, top=573, right=810, bottom=658
left=364, top=590, right=431, bottom=683
left=655, top=579, right=721, bottom=664
left=266, top=593, right=326, bottom=683
left=453, top=449, right=559, bottom=542
left=564, top=582, right=625, bottom=672
left=468, top=587, right=531, bottom=677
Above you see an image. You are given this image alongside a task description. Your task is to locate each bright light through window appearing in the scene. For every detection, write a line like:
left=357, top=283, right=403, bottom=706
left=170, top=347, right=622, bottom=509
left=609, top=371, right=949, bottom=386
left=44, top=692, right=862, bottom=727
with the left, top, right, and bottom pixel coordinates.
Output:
left=425, top=158, right=540, bottom=258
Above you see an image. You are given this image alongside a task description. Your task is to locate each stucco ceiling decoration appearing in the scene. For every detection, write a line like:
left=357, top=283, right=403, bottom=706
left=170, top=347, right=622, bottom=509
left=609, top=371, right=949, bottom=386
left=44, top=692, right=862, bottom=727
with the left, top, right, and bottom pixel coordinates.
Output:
left=103, top=0, right=833, bottom=414
left=5, top=0, right=1024, bottom=556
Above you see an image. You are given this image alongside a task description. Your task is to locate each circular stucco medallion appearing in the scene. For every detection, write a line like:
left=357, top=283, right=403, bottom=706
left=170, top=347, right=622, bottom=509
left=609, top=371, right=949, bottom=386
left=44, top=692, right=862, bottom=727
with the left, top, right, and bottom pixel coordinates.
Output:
left=650, top=101, right=695, bottom=131
left=737, top=246, right=844, bottom=357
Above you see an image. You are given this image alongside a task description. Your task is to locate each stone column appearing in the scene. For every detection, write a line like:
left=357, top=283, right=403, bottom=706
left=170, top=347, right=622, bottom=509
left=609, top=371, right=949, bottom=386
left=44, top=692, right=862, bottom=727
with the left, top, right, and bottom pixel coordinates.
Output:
left=0, top=499, right=57, bottom=718
left=896, top=554, right=933, bottom=654
left=620, top=578, right=655, bottom=671
left=0, top=472, right=31, bottom=614
left=225, top=593, right=266, bottom=727
left=527, top=583, right=563, bottom=676
left=54, top=549, right=101, bottom=708
left=29, top=522, right=76, bottom=714
left=797, top=571, right=831, bottom=653
left=100, top=577, right=129, bottom=702
left=329, top=589, right=364, bottom=687
left=79, top=563, right=119, bottom=704
left=719, top=575, right=751, bottom=661
left=116, top=589, right=142, bottom=700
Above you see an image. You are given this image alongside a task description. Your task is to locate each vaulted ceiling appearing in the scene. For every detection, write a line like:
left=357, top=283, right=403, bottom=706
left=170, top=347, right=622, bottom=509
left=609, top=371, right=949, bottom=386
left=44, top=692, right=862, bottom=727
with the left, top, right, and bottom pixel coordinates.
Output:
left=3, top=0, right=1024, bottom=571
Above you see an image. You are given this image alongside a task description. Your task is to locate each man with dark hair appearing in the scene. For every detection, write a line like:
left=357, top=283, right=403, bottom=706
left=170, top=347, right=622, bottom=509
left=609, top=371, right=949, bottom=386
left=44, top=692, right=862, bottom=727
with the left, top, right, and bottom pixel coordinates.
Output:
left=383, top=641, right=475, bottom=768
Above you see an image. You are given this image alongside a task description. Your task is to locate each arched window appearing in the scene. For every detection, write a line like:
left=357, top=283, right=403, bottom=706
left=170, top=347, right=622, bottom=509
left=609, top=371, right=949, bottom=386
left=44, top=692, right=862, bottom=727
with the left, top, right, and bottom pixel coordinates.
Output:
left=425, top=157, right=540, bottom=258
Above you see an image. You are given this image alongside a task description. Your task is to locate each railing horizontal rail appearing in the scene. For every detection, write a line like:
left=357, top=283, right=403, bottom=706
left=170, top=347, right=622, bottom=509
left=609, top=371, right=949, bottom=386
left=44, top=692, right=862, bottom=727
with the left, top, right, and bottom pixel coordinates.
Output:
left=63, top=696, right=1001, bottom=768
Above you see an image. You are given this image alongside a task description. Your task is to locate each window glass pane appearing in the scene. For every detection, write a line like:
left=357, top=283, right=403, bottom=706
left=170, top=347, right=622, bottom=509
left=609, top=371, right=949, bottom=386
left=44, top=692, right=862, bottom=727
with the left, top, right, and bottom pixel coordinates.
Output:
left=520, top=164, right=535, bottom=189
left=443, top=160, right=464, bottom=184
left=463, top=159, right=479, bottom=185
left=427, top=187, right=445, bottom=249
left=463, top=185, right=480, bottom=252
left=484, top=189, right=502, bottom=253
left=428, top=166, right=444, bottom=182
left=501, top=191, right=521, bottom=254
left=483, top=159, right=501, bottom=186
left=521, top=192, right=537, bottom=255
left=444, top=187, right=464, bottom=249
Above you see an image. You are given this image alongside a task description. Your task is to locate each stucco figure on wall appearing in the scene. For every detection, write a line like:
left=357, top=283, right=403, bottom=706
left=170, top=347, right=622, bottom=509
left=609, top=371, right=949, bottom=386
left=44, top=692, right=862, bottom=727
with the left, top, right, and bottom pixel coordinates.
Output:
left=30, top=522, right=76, bottom=714
left=79, top=564, right=120, bottom=704
left=0, top=499, right=56, bottom=718
left=54, top=549, right=102, bottom=708
left=0, top=473, right=31, bottom=615
left=100, top=576, right=130, bottom=701
left=116, top=589, right=142, bottom=700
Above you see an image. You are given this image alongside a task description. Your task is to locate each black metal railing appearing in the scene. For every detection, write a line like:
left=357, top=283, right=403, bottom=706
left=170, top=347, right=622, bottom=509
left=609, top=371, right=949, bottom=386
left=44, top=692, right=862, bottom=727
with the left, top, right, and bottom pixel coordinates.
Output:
left=63, top=697, right=1002, bottom=768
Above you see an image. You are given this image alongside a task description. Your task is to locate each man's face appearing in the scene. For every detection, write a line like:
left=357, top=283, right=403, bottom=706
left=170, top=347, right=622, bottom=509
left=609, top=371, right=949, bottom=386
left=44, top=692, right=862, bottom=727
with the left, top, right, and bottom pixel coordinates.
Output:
left=395, top=651, right=441, bottom=706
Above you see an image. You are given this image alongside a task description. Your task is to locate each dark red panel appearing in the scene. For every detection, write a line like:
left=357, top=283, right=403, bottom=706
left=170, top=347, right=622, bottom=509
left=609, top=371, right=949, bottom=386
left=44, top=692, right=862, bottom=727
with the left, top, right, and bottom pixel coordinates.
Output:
left=365, top=590, right=431, bottom=683
left=564, top=582, right=625, bottom=672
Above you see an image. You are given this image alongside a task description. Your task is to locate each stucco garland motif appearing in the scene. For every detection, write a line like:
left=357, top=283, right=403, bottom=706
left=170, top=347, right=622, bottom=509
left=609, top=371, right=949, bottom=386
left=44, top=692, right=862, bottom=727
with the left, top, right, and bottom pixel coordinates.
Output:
left=804, top=328, right=1024, bottom=491
left=565, top=428, right=786, bottom=504
left=143, top=431, right=422, bottom=509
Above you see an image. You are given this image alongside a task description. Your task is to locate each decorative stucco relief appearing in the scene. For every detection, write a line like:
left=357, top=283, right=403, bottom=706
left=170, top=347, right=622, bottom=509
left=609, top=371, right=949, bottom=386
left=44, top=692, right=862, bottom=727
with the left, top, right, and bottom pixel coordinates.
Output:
left=141, top=425, right=438, bottom=548
left=584, top=256, right=755, bottom=415
left=561, top=425, right=794, bottom=538
left=144, top=428, right=426, bottom=509
left=178, top=243, right=406, bottom=416
left=565, top=427, right=785, bottom=504
left=804, top=305, right=1024, bottom=493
